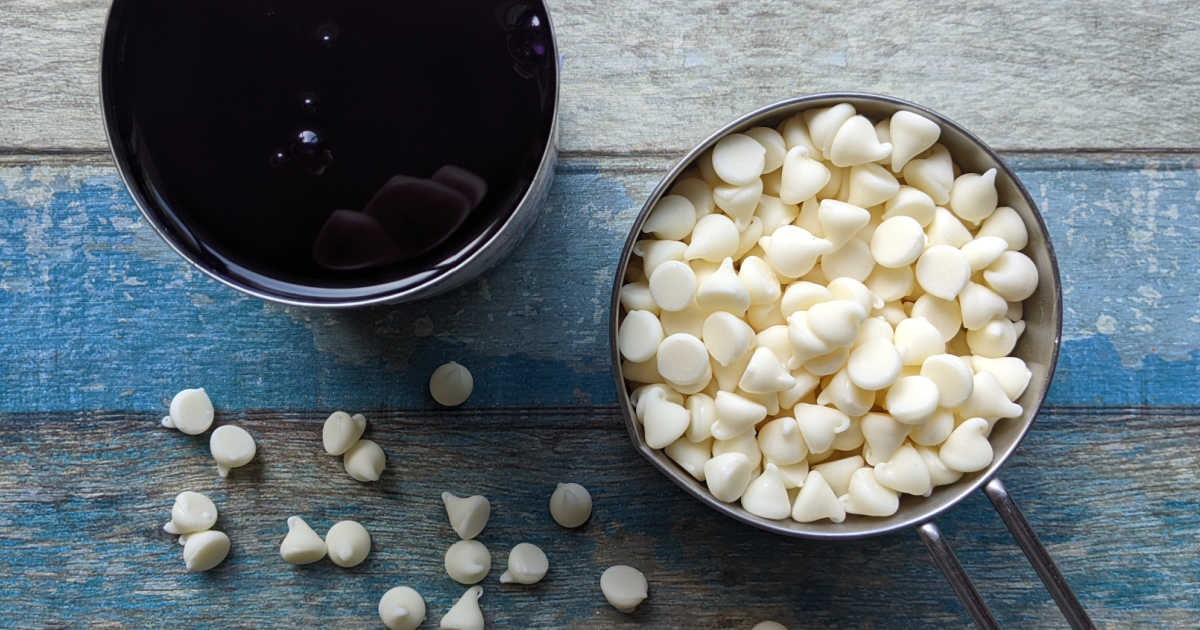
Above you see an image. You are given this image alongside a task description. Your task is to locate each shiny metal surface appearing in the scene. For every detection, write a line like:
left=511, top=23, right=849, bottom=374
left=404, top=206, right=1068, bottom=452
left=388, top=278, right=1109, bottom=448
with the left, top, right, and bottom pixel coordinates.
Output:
left=609, top=93, right=1063, bottom=540
left=99, top=4, right=560, bottom=309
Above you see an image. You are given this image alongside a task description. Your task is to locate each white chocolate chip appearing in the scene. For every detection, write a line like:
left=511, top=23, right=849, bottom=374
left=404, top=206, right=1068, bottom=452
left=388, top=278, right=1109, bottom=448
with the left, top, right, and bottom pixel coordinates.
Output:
left=714, top=178, right=763, bottom=229
left=846, top=338, right=902, bottom=391
left=657, top=333, right=711, bottom=389
left=860, top=412, right=911, bottom=464
left=977, top=206, right=1029, bottom=251
left=920, top=354, right=975, bottom=408
left=804, top=346, right=848, bottom=376
left=441, top=492, right=491, bottom=540
left=829, top=115, right=892, bottom=167
left=696, top=258, right=750, bottom=315
left=379, top=586, right=426, bottom=630
left=280, top=515, right=327, bottom=565
left=793, top=403, right=851, bottom=453
left=966, top=318, right=1019, bottom=358
left=712, top=349, right=754, bottom=392
left=430, top=362, right=474, bottom=407
left=805, top=299, right=868, bottom=348
left=820, top=238, right=875, bottom=283
left=901, top=144, right=954, bottom=205
left=618, top=310, right=663, bottom=363
left=163, top=491, right=217, bottom=535
left=874, top=443, right=932, bottom=496
left=779, top=147, right=830, bottom=205
left=343, top=439, right=386, bottom=482
left=888, top=111, right=940, bottom=173
left=711, top=390, right=768, bottom=440
left=917, top=443, right=964, bottom=487
left=745, top=126, right=787, bottom=173
left=912, top=294, right=963, bottom=342
left=445, top=539, right=491, bottom=585
left=182, top=529, right=230, bottom=572
left=500, top=542, right=548, bottom=585
left=209, top=424, right=256, bottom=478
left=660, top=302, right=706, bottom=339
left=885, top=375, right=940, bottom=426
left=648, top=260, right=697, bottom=312
left=600, top=565, right=648, bottom=613
left=685, top=214, right=739, bottom=262
left=753, top=621, right=790, bottom=630
left=817, top=368, right=874, bottom=417
left=957, top=372, right=1023, bottom=422
left=939, top=417, right=995, bottom=472
left=712, top=133, right=766, bottom=185
left=642, top=395, right=690, bottom=449
left=739, top=347, right=797, bottom=394
left=741, top=463, right=791, bottom=520
left=635, top=239, right=687, bottom=275
left=778, top=370, right=819, bottom=410
left=882, top=186, right=936, bottom=226
left=865, top=265, right=913, bottom=302
left=817, top=200, right=870, bottom=249
left=704, top=452, right=754, bottom=502
left=959, top=282, right=1009, bottom=331
left=549, top=482, right=592, bottom=528
left=915, top=244, right=971, bottom=300
left=812, top=455, right=865, bottom=496
left=642, top=194, right=697, bottom=241
left=778, top=113, right=821, bottom=158
left=780, top=281, right=832, bottom=318
left=440, top=586, right=485, bottom=630
left=325, top=520, right=371, bottom=568
left=165, top=387, right=214, bottom=435
left=322, top=411, right=367, bottom=456
left=756, top=195, right=799, bottom=234
left=839, top=467, right=899, bottom=517
left=845, top=163, right=900, bottom=208
left=685, top=393, right=717, bottom=442
left=671, top=177, right=714, bottom=215
left=620, top=282, right=657, bottom=315
left=870, top=216, right=926, bottom=268
left=757, top=417, right=808, bottom=465
left=738, top=256, right=782, bottom=306
left=961, top=236, right=1008, bottom=271
left=827, top=277, right=883, bottom=314
left=949, top=169, right=998, bottom=224
left=970, top=356, right=1032, bottom=401
left=804, top=103, right=856, bottom=155
left=666, top=437, right=712, bottom=481
left=790, top=470, right=845, bottom=523
left=893, top=317, right=946, bottom=366
left=910, top=408, right=956, bottom=447
left=622, top=358, right=662, bottom=384
left=983, top=251, right=1039, bottom=301
left=759, top=226, right=833, bottom=279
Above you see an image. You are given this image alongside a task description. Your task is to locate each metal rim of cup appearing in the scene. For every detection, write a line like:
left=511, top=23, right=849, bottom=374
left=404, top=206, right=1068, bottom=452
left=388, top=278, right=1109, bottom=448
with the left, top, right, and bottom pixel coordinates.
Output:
left=608, top=92, right=1063, bottom=540
left=97, top=2, right=561, bottom=309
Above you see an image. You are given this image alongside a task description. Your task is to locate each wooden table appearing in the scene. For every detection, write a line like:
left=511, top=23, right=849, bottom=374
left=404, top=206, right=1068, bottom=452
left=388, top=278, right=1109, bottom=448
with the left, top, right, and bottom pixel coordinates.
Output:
left=2, top=1, right=1198, bottom=628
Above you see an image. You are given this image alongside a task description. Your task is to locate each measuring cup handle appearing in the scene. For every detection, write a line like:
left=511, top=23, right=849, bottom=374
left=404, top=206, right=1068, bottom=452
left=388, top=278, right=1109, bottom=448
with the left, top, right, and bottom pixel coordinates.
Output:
left=984, top=478, right=1096, bottom=630
left=917, top=522, right=1000, bottom=629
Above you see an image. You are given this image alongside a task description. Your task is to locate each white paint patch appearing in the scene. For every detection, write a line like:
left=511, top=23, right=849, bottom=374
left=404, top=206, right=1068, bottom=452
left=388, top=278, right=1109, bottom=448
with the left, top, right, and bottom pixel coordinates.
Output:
left=1095, top=314, right=1116, bottom=335
left=820, top=51, right=847, bottom=67
left=683, top=51, right=706, bottom=68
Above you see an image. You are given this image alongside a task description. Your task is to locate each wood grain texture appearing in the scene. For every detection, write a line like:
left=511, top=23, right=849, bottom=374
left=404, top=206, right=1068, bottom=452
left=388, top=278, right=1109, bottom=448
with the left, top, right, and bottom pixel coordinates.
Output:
left=0, top=407, right=1195, bottom=629
left=0, top=156, right=1197, bottom=412
left=2, top=1, right=1200, bottom=152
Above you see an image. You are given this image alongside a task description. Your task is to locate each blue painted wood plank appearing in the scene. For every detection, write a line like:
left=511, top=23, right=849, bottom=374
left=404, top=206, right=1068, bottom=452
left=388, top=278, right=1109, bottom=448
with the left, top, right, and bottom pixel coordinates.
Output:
left=0, top=155, right=1198, bottom=412
left=0, top=408, right=1195, bottom=628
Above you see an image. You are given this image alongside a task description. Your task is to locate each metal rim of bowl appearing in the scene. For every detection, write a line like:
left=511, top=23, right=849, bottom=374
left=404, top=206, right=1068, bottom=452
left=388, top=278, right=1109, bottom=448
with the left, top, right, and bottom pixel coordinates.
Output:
left=97, top=2, right=561, bottom=309
left=608, top=92, right=1063, bottom=540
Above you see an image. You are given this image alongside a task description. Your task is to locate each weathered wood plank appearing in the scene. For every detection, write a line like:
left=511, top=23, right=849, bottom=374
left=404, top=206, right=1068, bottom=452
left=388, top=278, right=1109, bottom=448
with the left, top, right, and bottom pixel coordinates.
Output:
left=2, top=1, right=1200, bottom=152
left=0, top=155, right=1197, bottom=412
left=0, top=408, right=1195, bottom=628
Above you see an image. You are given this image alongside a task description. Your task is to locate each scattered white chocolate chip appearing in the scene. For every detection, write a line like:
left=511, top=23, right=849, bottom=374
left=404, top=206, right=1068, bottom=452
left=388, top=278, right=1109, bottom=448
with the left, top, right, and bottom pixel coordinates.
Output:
left=440, top=586, right=485, bottom=630
left=209, top=424, right=256, bottom=478
left=445, top=539, right=491, bottom=585
left=325, top=520, right=371, bottom=568
left=600, top=565, right=649, bottom=613
left=442, top=492, right=491, bottom=540
left=430, top=361, right=474, bottom=407
left=500, top=543, right=549, bottom=585
left=753, top=622, right=789, bottom=630
left=322, top=411, right=367, bottom=455
left=280, top=515, right=327, bottom=565
left=163, top=387, right=214, bottom=435
left=549, top=482, right=592, bottom=528
left=343, top=439, right=386, bottom=482
left=379, top=586, right=426, bottom=630
left=163, top=491, right=217, bottom=535
left=181, top=530, right=230, bottom=573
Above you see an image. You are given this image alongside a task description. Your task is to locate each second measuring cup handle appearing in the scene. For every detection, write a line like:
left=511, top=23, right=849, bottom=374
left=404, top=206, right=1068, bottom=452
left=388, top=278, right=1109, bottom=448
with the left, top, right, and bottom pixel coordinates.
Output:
left=984, top=478, right=1095, bottom=630
left=916, top=521, right=1000, bottom=629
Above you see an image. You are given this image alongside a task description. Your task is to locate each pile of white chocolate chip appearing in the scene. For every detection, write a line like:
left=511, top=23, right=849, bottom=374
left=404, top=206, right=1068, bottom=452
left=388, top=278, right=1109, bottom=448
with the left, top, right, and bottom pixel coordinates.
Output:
left=619, top=102, right=1039, bottom=522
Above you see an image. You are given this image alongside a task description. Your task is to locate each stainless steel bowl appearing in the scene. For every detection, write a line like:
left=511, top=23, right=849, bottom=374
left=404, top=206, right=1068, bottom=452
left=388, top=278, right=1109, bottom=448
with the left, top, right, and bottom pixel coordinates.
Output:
left=610, top=94, right=1090, bottom=628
